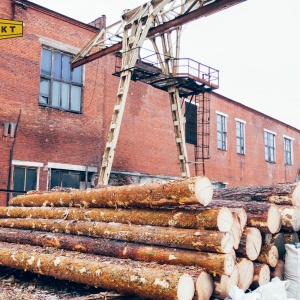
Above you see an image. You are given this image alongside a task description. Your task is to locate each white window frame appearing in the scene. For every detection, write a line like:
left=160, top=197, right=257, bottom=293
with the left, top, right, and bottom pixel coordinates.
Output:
left=12, top=160, right=43, bottom=191
left=283, top=135, right=294, bottom=165
left=216, top=111, right=228, bottom=151
left=264, top=129, right=276, bottom=163
left=235, top=118, right=246, bottom=155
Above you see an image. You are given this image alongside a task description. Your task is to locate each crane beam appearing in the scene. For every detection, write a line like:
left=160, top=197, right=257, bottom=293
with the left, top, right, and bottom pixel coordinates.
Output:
left=71, top=0, right=246, bottom=69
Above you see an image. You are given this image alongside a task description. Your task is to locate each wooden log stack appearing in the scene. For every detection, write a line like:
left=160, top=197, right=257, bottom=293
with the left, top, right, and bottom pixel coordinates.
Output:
left=0, top=177, right=298, bottom=299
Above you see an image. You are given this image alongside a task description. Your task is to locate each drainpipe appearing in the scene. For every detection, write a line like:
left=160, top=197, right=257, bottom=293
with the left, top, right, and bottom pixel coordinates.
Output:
left=6, top=109, right=22, bottom=206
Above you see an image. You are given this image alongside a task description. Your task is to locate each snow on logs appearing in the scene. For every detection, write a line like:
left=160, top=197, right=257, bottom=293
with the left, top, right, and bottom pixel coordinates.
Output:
left=9, top=176, right=213, bottom=208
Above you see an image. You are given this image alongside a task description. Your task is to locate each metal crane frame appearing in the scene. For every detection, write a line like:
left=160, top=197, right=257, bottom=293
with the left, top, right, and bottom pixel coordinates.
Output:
left=71, top=0, right=246, bottom=185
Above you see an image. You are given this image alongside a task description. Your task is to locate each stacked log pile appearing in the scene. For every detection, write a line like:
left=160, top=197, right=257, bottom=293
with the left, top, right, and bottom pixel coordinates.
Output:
left=0, top=177, right=299, bottom=299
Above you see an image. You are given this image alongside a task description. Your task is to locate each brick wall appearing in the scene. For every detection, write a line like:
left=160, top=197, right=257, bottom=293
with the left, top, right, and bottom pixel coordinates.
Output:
left=0, top=0, right=299, bottom=205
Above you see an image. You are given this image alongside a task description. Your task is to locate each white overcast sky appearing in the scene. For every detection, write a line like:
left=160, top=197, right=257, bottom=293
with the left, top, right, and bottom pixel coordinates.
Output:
left=29, top=0, right=300, bottom=129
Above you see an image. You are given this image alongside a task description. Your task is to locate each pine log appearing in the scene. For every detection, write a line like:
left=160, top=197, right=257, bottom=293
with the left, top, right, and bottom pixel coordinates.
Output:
left=278, top=206, right=300, bottom=232
left=284, top=232, right=299, bottom=244
left=213, top=182, right=300, bottom=205
left=194, top=272, right=214, bottom=300
left=212, top=266, right=239, bottom=299
left=0, top=228, right=235, bottom=276
left=0, top=206, right=233, bottom=232
left=0, top=242, right=196, bottom=300
left=235, top=227, right=262, bottom=261
left=229, top=208, right=247, bottom=231
left=263, top=233, right=285, bottom=259
left=9, top=176, right=213, bottom=208
left=230, top=212, right=242, bottom=250
left=251, top=263, right=270, bottom=288
left=0, top=218, right=233, bottom=254
left=209, top=200, right=281, bottom=234
left=236, top=258, right=254, bottom=291
left=270, top=260, right=284, bottom=280
left=256, top=245, right=278, bottom=267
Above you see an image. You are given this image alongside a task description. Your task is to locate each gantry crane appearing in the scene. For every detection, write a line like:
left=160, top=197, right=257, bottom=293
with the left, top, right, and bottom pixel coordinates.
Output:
left=71, top=0, right=247, bottom=186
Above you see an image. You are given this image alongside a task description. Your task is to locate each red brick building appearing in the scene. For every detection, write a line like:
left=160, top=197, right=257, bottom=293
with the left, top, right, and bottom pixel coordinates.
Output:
left=0, top=0, right=299, bottom=205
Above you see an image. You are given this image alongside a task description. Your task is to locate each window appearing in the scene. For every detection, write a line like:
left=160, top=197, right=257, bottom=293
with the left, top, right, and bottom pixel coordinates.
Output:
left=284, top=137, right=293, bottom=165
left=185, top=102, right=197, bottom=145
left=50, top=169, right=94, bottom=190
left=236, top=120, right=245, bottom=154
left=217, top=113, right=227, bottom=150
left=264, top=130, right=276, bottom=162
left=13, top=167, right=37, bottom=196
left=39, top=47, right=83, bottom=113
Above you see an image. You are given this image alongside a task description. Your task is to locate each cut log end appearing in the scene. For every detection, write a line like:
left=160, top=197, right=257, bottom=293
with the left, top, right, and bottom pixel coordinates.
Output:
left=221, top=232, right=234, bottom=254
left=267, top=205, right=282, bottom=234
left=177, top=274, right=195, bottom=300
left=194, top=177, right=213, bottom=207
left=257, top=264, right=270, bottom=287
left=292, top=182, right=300, bottom=207
left=224, top=254, right=236, bottom=276
left=246, top=227, right=262, bottom=261
left=195, top=272, right=213, bottom=300
left=230, top=213, right=242, bottom=250
left=217, top=207, right=233, bottom=233
left=267, top=245, right=279, bottom=268
left=237, top=258, right=254, bottom=291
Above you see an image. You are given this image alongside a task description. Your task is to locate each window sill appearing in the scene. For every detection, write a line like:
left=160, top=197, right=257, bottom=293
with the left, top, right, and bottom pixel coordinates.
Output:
left=217, top=148, right=227, bottom=151
left=265, top=160, right=276, bottom=164
left=38, top=103, right=81, bottom=114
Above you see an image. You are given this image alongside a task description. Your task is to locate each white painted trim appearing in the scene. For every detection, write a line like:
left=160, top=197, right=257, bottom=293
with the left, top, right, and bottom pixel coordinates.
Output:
left=235, top=118, right=246, bottom=124
left=216, top=111, right=228, bottom=118
left=39, top=37, right=80, bottom=54
left=47, top=162, right=97, bottom=173
left=283, top=135, right=295, bottom=141
left=264, top=128, right=276, bottom=135
left=184, top=98, right=199, bottom=107
left=12, top=160, right=43, bottom=167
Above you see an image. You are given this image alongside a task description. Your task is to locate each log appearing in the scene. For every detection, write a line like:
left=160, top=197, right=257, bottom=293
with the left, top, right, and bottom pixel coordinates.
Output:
left=0, top=228, right=235, bottom=276
left=263, top=233, right=285, bottom=259
left=9, top=176, right=213, bottom=208
left=213, top=182, right=300, bottom=205
left=270, top=260, right=284, bottom=280
left=0, top=218, right=233, bottom=254
left=0, top=206, right=233, bottom=232
left=230, top=212, right=242, bottom=250
left=0, top=242, right=196, bottom=300
left=229, top=208, right=247, bottom=231
left=256, top=245, right=278, bottom=267
left=251, top=263, right=270, bottom=288
left=235, top=227, right=262, bottom=261
left=194, top=272, right=214, bottom=300
left=209, top=200, right=281, bottom=234
left=212, top=266, right=239, bottom=299
left=236, top=258, right=254, bottom=291
left=278, top=206, right=300, bottom=232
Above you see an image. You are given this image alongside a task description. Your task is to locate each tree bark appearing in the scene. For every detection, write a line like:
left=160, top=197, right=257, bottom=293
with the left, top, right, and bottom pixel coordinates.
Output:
left=0, top=242, right=196, bottom=300
left=236, top=258, right=254, bottom=291
left=278, top=206, right=300, bottom=232
left=251, top=263, right=270, bottom=288
left=0, top=218, right=233, bottom=254
left=213, top=182, right=300, bottom=205
left=0, top=228, right=235, bottom=276
left=212, top=266, right=239, bottom=299
left=210, top=200, right=281, bottom=234
left=9, top=176, right=213, bottom=208
left=0, top=206, right=233, bottom=232
left=256, top=245, right=278, bottom=267
left=284, top=232, right=299, bottom=245
left=235, top=227, right=262, bottom=261
left=230, top=212, right=242, bottom=250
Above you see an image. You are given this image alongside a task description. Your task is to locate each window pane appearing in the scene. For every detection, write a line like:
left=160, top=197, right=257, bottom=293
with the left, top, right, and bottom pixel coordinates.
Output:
left=39, top=78, right=50, bottom=104
left=51, top=170, right=61, bottom=189
left=62, top=55, right=71, bottom=81
left=53, top=52, right=62, bottom=79
left=71, top=85, right=81, bottom=112
left=14, top=167, right=25, bottom=192
left=72, top=66, right=82, bottom=84
left=41, top=49, right=52, bottom=75
left=62, top=173, right=80, bottom=189
left=61, top=83, right=70, bottom=109
left=25, top=168, right=37, bottom=191
left=52, top=81, right=60, bottom=107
